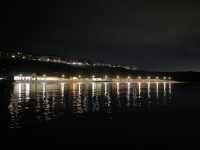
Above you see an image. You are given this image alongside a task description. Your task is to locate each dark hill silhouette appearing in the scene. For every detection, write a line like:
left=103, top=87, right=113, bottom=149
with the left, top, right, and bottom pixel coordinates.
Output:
left=0, top=57, right=199, bottom=82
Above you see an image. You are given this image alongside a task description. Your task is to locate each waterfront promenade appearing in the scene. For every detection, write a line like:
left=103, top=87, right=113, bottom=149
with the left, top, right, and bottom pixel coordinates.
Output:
left=13, top=74, right=177, bottom=83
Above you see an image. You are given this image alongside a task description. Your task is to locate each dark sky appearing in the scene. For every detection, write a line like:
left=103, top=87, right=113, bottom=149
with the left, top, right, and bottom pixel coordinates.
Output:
left=1, top=0, right=200, bottom=71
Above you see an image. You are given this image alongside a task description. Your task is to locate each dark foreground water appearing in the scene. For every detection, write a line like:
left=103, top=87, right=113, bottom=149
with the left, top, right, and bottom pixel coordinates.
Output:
left=1, top=81, right=200, bottom=147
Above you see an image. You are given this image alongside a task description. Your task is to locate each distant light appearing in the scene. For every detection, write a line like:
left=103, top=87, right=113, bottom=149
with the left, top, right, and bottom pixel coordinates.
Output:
left=163, top=76, right=167, bottom=80
left=72, top=62, right=83, bottom=65
left=72, top=77, right=78, bottom=80
left=168, top=77, right=172, bottom=80
left=147, top=76, right=151, bottom=79
left=138, top=76, right=141, bottom=79
left=43, top=74, right=46, bottom=77
left=156, top=76, right=159, bottom=79
left=78, top=75, right=81, bottom=78
left=14, top=76, right=20, bottom=81
left=61, top=74, right=65, bottom=78
left=128, top=76, right=131, bottom=79
left=116, top=75, right=120, bottom=79
left=105, top=75, right=108, bottom=79
left=11, top=55, right=15, bottom=58
left=14, top=74, right=32, bottom=81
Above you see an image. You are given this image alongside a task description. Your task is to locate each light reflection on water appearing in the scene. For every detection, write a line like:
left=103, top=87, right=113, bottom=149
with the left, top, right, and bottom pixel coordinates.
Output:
left=8, top=81, right=173, bottom=128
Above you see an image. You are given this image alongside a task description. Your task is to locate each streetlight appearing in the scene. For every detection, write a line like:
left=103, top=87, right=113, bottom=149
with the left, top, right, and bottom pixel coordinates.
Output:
left=72, top=76, right=78, bottom=80
left=92, top=75, right=95, bottom=80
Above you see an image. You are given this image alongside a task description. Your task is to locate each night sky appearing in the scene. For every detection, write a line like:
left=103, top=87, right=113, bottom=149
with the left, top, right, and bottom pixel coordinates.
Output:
left=0, top=0, right=200, bottom=71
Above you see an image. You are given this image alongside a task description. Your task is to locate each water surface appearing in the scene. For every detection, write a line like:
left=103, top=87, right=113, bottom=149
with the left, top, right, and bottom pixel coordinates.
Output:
left=1, top=81, right=200, bottom=143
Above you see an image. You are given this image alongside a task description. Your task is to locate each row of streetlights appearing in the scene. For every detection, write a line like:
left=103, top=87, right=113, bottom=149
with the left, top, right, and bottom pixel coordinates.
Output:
left=16, top=74, right=172, bottom=81
left=61, top=74, right=172, bottom=80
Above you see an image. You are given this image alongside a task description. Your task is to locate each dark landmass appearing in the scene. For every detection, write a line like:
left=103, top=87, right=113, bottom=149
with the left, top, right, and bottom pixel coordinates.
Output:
left=0, top=57, right=199, bottom=82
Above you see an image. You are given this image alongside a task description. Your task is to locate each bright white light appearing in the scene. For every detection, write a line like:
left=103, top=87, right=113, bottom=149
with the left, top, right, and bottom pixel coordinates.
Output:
left=14, top=76, right=20, bottom=81
left=37, top=76, right=61, bottom=81
left=92, top=78, right=102, bottom=81
left=25, top=83, right=30, bottom=100
left=72, top=77, right=78, bottom=80
left=138, top=82, right=141, bottom=98
left=78, top=82, right=81, bottom=96
left=25, top=76, right=31, bottom=80
left=104, top=82, right=108, bottom=96
left=42, top=83, right=46, bottom=98
left=147, top=82, right=151, bottom=98
left=127, top=82, right=130, bottom=100
left=72, top=62, right=83, bottom=65
left=92, top=75, right=103, bottom=81
left=14, top=75, right=31, bottom=81
left=11, top=55, right=15, bottom=58
left=92, top=82, right=96, bottom=97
